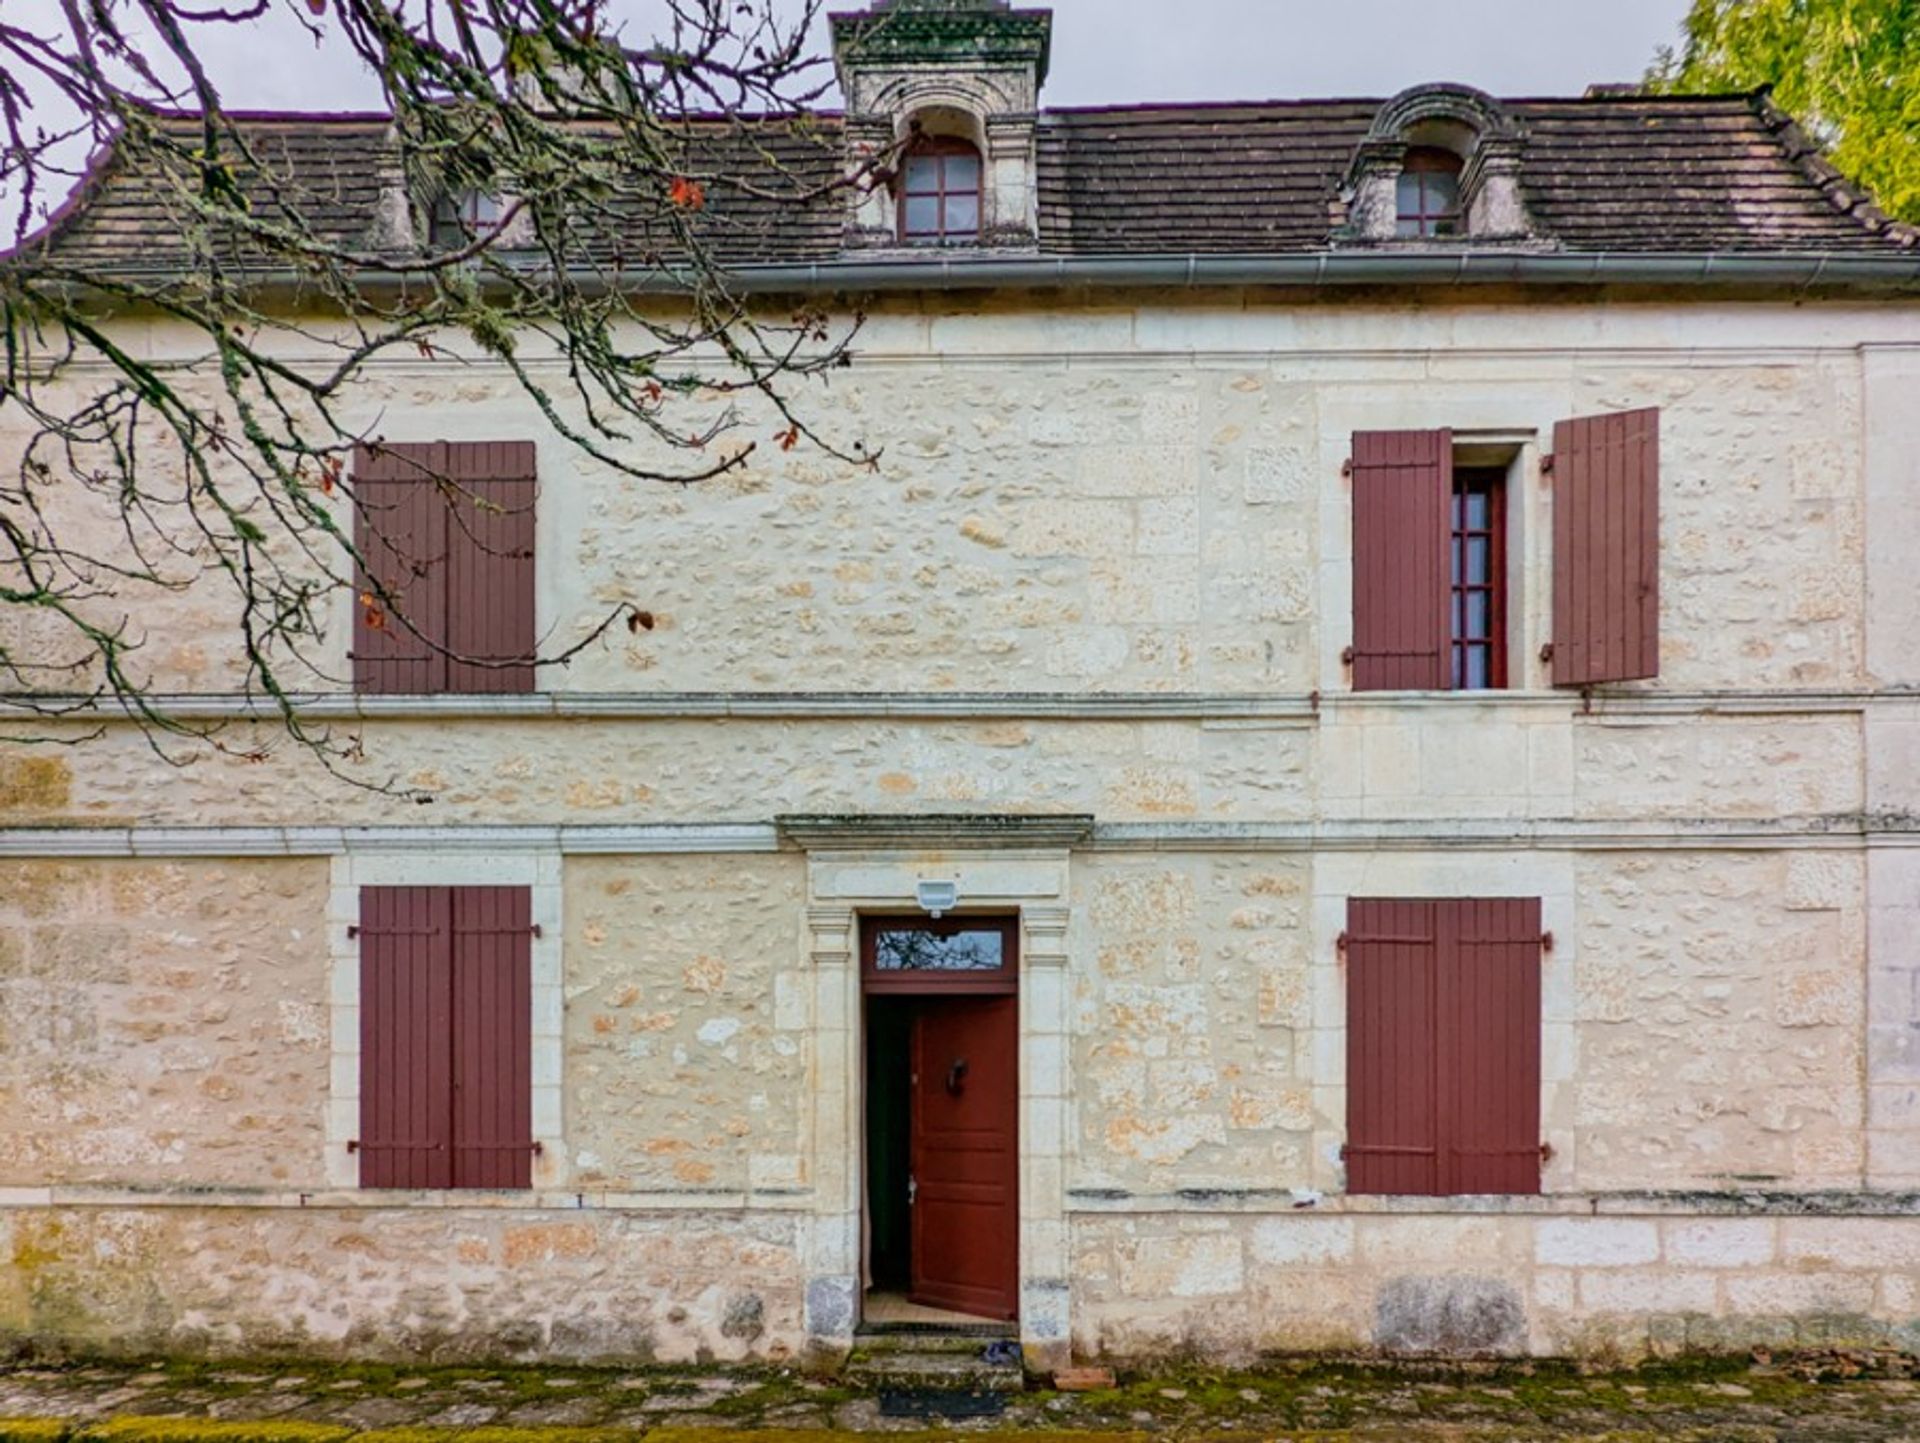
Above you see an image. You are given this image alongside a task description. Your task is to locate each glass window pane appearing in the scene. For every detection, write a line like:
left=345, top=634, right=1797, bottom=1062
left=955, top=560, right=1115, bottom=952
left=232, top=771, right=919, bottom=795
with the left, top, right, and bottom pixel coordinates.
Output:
left=1452, top=593, right=1465, bottom=637
left=469, top=191, right=501, bottom=226
left=1466, top=591, right=1491, bottom=638
left=903, top=155, right=941, bottom=195
left=1451, top=537, right=1463, bottom=585
left=944, top=153, right=982, bottom=191
left=1467, top=536, right=1490, bottom=583
left=1466, top=490, right=1490, bottom=529
left=1425, top=172, right=1461, bottom=216
left=1397, top=172, right=1424, bottom=214
left=903, top=195, right=940, bottom=237
left=944, top=192, right=980, bottom=237
left=873, top=928, right=1005, bottom=972
left=1464, top=646, right=1490, bottom=689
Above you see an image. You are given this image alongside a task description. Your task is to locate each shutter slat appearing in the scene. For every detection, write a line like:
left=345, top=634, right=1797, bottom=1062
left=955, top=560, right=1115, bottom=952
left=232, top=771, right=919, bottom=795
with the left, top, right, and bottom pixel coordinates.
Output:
left=451, top=886, right=534, bottom=1188
left=359, top=886, right=453, bottom=1189
left=1351, top=430, right=1451, bottom=691
left=1552, top=408, right=1660, bottom=685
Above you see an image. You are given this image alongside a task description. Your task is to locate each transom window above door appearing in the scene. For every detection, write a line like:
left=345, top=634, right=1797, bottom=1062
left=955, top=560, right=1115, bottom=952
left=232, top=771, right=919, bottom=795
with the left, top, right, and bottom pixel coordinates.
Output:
left=863, top=916, right=1018, bottom=993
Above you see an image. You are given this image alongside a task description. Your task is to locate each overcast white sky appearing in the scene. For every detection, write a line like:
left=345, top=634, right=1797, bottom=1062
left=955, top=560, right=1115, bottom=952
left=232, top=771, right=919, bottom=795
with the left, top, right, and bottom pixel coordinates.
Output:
left=19, top=0, right=1697, bottom=112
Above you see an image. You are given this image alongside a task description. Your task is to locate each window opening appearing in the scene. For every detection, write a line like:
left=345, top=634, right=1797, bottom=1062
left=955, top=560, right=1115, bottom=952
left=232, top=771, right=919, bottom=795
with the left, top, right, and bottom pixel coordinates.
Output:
left=1396, top=147, right=1462, bottom=238
left=899, top=139, right=982, bottom=245
left=1451, top=466, right=1507, bottom=689
left=430, top=187, right=502, bottom=250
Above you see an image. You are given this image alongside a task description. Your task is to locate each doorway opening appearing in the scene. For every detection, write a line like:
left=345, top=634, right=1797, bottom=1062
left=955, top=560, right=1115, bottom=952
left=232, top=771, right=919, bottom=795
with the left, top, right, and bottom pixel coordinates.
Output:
left=861, top=915, right=1020, bottom=1330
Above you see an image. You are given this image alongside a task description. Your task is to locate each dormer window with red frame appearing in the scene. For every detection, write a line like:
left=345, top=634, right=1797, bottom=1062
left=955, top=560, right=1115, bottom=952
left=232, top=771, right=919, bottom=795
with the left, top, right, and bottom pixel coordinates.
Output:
left=1396, top=147, right=1463, bottom=238
left=899, top=138, right=982, bottom=246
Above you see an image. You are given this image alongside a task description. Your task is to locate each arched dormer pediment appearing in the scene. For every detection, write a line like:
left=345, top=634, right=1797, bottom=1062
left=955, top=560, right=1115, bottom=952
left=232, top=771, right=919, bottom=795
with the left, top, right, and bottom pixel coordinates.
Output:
left=1364, top=83, right=1518, bottom=149
left=1338, top=82, right=1539, bottom=245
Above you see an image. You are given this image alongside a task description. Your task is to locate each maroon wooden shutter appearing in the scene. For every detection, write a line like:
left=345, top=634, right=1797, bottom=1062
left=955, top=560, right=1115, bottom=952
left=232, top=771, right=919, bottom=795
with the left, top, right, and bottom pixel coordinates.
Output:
left=352, top=442, right=450, bottom=694
left=1551, top=408, right=1659, bottom=685
left=1350, top=430, right=1451, bottom=691
left=351, top=440, right=536, bottom=695
left=444, top=442, right=537, bottom=695
left=1438, top=898, right=1542, bottom=1196
left=358, top=886, right=453, bottom=1188
left=1347, top=897, right=1544, bottom=1197
left=1345, top=898, right=1441, bottom=1195
left=450, top=886, right=535, bottom=1188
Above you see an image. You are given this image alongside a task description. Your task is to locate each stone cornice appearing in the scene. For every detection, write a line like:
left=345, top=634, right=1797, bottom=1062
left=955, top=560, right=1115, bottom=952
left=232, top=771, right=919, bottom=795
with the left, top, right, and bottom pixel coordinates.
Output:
left=777, top=812, right=1095, bottom=851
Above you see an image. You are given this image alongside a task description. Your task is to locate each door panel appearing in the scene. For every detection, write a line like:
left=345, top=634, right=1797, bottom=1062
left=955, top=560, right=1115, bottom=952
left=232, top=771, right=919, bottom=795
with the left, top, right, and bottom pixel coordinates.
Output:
left=909, top=995, right=1019, bottom=1320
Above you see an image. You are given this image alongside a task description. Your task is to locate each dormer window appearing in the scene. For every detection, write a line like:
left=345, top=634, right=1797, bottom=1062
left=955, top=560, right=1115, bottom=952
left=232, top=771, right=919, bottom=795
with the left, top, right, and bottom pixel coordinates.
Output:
left=1396, top=147, right=1463, bottom=238
left=899, top=138, right=982, bottom=246
left=1340, top=84, right=1534, bottom=245
left=429, top=187, right=502, bottom=251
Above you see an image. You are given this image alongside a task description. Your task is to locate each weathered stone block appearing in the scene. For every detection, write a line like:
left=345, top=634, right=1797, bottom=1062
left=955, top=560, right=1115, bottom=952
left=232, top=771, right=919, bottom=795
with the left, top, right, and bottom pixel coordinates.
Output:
left=1247, top=1217, right=1354, bottom=1267
left=1374, top=1276, right=1527, bottom=1357
left=1536, top=1219, right=1660, bottom=1268
left=1663, top=1219, right=1776, bottom=1268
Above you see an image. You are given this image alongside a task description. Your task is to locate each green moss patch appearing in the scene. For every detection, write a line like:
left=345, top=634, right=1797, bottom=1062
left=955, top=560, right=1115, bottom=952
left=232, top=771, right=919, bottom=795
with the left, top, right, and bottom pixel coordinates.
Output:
left=75, top=1424, right=354, bottom=1443
left=0, top=1420, right=76, bottom=1443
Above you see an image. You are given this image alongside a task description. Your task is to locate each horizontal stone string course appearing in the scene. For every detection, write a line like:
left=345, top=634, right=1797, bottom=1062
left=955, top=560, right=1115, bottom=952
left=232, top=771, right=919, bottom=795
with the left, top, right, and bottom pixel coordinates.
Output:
left=0, top=819, right=1915, bottom=857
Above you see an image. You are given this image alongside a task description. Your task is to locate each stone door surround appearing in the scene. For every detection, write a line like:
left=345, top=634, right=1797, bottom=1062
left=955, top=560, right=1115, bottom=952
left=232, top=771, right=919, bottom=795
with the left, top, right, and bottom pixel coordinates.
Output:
left=779, top=814, right=1087, bottom=1369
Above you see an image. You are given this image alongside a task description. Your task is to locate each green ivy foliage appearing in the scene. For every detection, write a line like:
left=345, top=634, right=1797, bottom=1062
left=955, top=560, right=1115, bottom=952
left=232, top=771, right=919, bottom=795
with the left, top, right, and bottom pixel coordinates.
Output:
left=1648, top=0, right=1920, bottom=224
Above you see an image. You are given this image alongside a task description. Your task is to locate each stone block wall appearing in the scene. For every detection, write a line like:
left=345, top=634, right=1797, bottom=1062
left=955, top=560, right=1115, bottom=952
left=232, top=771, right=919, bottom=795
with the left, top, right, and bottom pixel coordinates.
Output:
left=1071, top=1210, right=1920, bottom=1362
left=1, top=295, right=1916, bottom=1365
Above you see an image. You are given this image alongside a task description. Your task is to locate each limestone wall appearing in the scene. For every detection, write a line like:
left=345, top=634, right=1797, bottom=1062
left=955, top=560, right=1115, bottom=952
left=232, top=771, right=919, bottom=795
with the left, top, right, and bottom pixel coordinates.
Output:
left=564, top=855, right=810, bottom=1193
left=0, top=297, right=1904, bottom=702
left=0, top=1204, right=803, bottom=1363
left=0, top=859, right=332, bottom=1189
left=1071, top=1210, right=1920, bottom=1362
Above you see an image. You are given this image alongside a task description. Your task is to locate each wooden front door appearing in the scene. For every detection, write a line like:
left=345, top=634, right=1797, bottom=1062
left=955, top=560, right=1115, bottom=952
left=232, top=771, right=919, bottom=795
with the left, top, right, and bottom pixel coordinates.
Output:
left=908, top=994, right=1020, bottom=1320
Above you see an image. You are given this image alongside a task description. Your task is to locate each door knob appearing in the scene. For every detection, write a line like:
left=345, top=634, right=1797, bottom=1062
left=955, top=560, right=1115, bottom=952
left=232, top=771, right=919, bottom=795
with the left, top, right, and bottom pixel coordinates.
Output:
left=946, top=1058, right=969, bottom=1095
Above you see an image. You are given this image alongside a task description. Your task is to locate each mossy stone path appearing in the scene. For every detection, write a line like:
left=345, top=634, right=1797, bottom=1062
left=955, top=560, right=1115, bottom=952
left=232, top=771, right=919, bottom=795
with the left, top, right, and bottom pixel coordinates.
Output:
left=2, top=1355, right=1919, bottom=1440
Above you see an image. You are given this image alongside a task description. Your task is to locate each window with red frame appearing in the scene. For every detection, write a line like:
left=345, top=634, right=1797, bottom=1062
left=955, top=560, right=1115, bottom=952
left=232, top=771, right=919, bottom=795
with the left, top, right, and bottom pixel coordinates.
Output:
left=1451, top=467, right=1507, bottom=690
left=1396, top=147, right=1462, bottom=238
left=899, top=139, right=982, bottom=245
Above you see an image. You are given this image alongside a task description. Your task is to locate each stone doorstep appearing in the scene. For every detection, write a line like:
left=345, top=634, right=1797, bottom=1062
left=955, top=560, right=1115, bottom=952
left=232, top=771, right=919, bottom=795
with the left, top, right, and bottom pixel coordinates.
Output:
left=843, top=1340, right=1026, bottom=1395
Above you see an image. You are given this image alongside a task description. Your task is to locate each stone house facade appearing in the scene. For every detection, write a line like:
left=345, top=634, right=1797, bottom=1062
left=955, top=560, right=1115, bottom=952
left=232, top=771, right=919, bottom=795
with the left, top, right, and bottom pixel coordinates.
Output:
left=4, top=0, right=1920, bottom=1369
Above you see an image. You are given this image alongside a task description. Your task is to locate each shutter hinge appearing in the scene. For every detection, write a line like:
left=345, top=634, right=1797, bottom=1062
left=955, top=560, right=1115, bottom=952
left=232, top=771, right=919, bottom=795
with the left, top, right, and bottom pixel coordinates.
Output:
left=347, top=925, right=358, bottom=939
left=1540, top=453, right=1556, bottom=476
left=1335, top=930, right=1350, bottom=956
left=531, top=924, right=544, bottom=940
left=1340, top=458, right=1353, bottom=479
left=1539, top=1141, right=1556, bottom=1167
left=1338, top=1143, right=1351, bottom=1162
left=346, top=1139, right=359, bottom=1154
left=1308, top=689, right=1321, bottom=714
left=1340, top=646, right=1355, bottom=667
left=1537, top=642, right=1554, bottom=665
left=1541, top=930, right=1555, bottom=954
left=1581, top=685, right=1594, bottom=716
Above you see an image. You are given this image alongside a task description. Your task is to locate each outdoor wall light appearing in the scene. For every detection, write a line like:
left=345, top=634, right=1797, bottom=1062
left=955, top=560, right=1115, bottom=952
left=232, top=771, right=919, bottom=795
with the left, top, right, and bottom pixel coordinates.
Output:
left=915, top=880, right=959, bottom=918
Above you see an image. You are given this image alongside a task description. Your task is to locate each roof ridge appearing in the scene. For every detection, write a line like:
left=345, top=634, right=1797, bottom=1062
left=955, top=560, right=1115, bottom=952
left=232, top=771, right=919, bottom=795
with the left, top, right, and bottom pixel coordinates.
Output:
left=1747, top=87, right=1920, bottom=250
